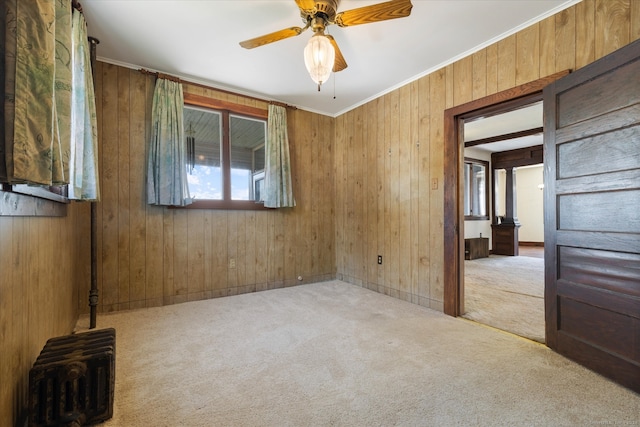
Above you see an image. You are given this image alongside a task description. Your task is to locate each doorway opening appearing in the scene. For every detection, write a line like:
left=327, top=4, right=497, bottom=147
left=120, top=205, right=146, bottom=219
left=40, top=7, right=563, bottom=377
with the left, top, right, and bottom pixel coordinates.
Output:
left=461, top=102, right=545, bottom=342
left=442, top=71, right=570, bottom=342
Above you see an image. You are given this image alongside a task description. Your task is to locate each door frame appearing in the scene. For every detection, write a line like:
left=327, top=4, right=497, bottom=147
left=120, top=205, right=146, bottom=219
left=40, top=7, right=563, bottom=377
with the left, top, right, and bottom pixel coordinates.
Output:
left=443, top=70, right=570, bottom=317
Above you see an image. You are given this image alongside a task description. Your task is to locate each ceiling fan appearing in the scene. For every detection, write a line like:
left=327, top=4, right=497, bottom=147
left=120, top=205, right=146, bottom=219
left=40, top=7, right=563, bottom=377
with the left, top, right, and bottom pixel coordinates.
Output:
left=239, top=0, right=413, bottom=90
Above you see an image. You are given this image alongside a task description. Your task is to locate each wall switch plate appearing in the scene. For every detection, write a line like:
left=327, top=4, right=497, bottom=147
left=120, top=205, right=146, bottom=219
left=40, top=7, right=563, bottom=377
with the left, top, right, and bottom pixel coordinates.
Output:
left=378, top=255, right=383, bottom=265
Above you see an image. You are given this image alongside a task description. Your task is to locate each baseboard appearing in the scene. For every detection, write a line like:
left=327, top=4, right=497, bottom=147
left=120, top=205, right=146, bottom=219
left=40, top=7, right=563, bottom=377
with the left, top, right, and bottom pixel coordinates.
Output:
left=519, top=241, right=544, bottom=247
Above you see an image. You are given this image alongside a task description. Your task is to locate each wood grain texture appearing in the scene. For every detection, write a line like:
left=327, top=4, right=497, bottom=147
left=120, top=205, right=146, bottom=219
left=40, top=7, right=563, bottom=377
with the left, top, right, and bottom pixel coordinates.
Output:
left=595, top=0, right=630, bottom=59
left=0, top=206, right=89, bottom=426
left=546, top=35, right=640, bottom=393
left=554, top=8, right=574, bottom=73
left=539, top=15, right=556, bottom=77
left=516, top=23, right=540, bottom=85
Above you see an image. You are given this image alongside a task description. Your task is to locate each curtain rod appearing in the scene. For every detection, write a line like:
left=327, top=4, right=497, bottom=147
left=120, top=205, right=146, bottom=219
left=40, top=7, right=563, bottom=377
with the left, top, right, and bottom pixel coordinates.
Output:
left=137, top=68, right=296, bottom=110
left=139, top=68, right=181, bottom=83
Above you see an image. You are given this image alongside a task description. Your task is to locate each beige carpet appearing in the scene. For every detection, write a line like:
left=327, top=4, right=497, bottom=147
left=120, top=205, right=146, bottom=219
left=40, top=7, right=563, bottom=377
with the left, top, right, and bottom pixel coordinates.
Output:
left=463, top=255, right=545, bottom=343
left=75, top=281, right=639, bottom=426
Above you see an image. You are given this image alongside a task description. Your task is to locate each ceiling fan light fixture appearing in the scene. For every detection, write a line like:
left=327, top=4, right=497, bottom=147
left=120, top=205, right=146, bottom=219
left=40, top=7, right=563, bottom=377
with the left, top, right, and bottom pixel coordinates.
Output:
left=304, top=33, right=335, bottom=90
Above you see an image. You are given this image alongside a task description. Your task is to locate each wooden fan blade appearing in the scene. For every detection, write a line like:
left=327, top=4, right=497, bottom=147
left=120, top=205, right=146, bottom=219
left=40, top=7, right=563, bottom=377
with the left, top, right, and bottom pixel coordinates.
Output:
left=334, top=0, right=412, bottom=27
left=239, top=26, right=306, bottom=49
left=295, top=0, right=316, bottom=15
left=326, top=35, right=347, bottom=72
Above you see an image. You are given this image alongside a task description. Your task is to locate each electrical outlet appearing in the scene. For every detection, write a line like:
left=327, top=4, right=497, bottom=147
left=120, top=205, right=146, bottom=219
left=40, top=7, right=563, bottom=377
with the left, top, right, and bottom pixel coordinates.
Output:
left=229, top=258, right=236, bottom=269
left=378, top=255, right=383, bottom=265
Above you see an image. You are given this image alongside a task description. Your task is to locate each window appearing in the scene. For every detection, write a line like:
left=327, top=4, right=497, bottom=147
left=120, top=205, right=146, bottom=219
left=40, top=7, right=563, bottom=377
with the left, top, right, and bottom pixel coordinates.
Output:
left=463, top=157, right=489, bottom=220
left=182, top=95, right=268, bottom=210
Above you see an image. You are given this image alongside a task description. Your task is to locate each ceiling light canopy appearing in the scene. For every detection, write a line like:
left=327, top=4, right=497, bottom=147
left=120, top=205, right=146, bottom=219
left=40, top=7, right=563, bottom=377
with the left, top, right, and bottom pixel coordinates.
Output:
left=304, top=33, right=335, bottom=91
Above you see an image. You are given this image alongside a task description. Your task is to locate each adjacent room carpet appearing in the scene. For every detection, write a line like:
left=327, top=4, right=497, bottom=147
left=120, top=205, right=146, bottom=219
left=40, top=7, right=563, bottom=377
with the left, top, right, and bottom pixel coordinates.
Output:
left=75, top=280, right=639, bottom=427
left=463, top=255, right=545, bottom=343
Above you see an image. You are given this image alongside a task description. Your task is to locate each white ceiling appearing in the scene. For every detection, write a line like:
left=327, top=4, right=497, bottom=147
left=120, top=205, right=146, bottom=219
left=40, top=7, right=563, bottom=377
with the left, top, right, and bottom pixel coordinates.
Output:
left=82, top=0, right=578, bottom=118
left=464, top=101, right=543, bottom=153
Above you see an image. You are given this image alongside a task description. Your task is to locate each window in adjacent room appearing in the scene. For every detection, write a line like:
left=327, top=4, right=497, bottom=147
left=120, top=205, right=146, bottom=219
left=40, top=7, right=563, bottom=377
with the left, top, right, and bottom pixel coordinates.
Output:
left=463, top=157, right=489, bottom=220
left=183, top=104, right=266, bottom=209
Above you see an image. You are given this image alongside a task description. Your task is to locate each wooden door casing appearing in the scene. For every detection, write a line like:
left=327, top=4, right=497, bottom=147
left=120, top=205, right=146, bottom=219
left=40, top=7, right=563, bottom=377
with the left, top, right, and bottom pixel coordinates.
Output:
left=543, top=38, right=640, bottom=393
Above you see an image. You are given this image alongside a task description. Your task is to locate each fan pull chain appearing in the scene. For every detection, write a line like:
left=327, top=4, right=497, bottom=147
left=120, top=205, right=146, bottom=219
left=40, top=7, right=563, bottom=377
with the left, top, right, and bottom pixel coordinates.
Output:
left=333, top=73, right=336, bottom=99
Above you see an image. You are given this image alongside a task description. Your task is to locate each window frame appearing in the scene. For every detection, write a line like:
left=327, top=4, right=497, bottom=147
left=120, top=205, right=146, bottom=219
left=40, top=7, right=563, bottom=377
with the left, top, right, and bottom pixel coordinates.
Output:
left=180, top=92, right=271, bottom=210
left=463, top=157, right=490, bottom=221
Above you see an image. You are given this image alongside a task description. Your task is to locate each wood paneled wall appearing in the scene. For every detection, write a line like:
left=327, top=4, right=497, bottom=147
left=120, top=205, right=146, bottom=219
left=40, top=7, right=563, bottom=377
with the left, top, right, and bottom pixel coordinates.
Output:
left=334, top=0, right=640, bottom=309
left=0, top=202, right=90, bottom=427
left=3, top=1, right=637, bottom=425
left=86, top=64, right=335, bottom=313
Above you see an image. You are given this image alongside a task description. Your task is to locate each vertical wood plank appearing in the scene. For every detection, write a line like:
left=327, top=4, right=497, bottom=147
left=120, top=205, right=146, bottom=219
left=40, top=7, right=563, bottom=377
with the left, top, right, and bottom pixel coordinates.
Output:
left=409, top=80, right=420, bottom=300
left=472, top=49, right=487, bottom=100
left=236, top=211, right=247, bottom=289
left=429, top=68, right=446, bottom=307
left=272, top=211, right=285, bottom=286
left=516, top=23, right=540, bottom=85
left=227, top=211, right=238, bottom=289
left=353, top=106, right=365, bottom=284
left=333, top=113, right=344, bottom=278
left=632, top=0, right=640, bottom=42
left=539, top=15, right=556, bottom=77
left=296, top=111, right=312, bottom=280
left=0, top=218, right=13, bottom=427
left=387, top=90, right=400, bottom=294
left=383, top=95, right=393, bottom=290
left=187, top=210, right=205, bottom=300
left=376, top=96, right=386, bottom=288
left=162, top=209, right=174, bottom=303
left=497, top=34, right=517, bottom=91
left=398, top=84, right=412, bottom=298
left=310, top=111, right=321, bottom=279
left=320, top=114, right=335, bottom=277
left=453, top=55, right=473, bottom=105
left=576, top=0, right=596, bottom=69
left=445, top=64, right=454, bottom=108
left=366, top=99, right=378, bottom=287
left=595, top=0, right=630, bottom=59
left=117, top=67, right=131, bottom=308
left=211, top=211, right=229, bottom=294
left=100, top=63, right=119, bottom=310
left=253, top=211, right=267, bottom=290
left=485, top=43, right=498, bottom=95
left=172, top=211, right=189, bottom=304
left=129, top=71, right=148, bottom=305
left=244, top=211, right=257, bottom=287
left=417, top=76, right=431, bottom=301
left=554, top=8, right=574, bottom=73
left=202, top=210, right=213, bottom=295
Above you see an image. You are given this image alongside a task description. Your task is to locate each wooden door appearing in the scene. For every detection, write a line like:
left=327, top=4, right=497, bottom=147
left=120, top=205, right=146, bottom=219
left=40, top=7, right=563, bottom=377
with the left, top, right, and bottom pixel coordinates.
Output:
left=543, top=39, right=640, bottom=393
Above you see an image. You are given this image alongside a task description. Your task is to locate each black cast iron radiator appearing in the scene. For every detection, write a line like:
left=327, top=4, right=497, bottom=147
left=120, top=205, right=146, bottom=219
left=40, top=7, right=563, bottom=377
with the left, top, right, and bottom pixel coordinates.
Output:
left=28, top=328, right=116, bottom=427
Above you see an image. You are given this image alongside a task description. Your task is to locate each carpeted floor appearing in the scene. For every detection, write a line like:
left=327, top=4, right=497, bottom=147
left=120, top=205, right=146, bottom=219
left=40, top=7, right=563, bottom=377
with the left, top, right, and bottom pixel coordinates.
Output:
left=463, top=254, right=545, bottom=343
left=75, top=280, right=639, bottom=426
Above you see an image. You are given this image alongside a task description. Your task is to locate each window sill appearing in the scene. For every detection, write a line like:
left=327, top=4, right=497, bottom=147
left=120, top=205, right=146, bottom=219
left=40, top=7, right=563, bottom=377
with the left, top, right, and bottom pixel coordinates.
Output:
left=171, top=199, right=272, bottom=211
left=464, top=215, right=490, bottom=221
left=0, top=184, right=68, bottom=217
